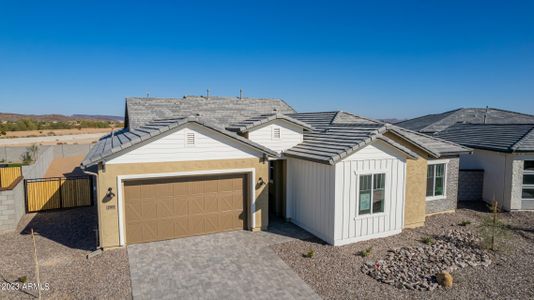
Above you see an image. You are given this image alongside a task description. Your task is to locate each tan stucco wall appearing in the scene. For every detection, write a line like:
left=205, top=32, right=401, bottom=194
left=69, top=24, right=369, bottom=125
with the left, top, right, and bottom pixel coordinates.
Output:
left=384, top=132, right=428, bottom=228
left=96, top=158, right=269, bottom=248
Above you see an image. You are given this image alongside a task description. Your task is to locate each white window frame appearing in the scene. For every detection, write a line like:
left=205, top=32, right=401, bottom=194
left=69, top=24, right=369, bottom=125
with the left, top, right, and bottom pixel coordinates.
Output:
left=426, top=159, right=449, bottom=201
left=272, top=127, right=281, bottom=139
left=522, top=160, right=534, bottom=200
left=356, top=172, right=387, bottom=217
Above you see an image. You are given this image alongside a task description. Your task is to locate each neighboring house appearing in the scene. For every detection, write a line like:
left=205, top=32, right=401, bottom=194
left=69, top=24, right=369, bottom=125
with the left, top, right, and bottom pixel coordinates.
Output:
left=397, top=108, right=534, bottom=211
left=82, top=96, right=469, bottom=248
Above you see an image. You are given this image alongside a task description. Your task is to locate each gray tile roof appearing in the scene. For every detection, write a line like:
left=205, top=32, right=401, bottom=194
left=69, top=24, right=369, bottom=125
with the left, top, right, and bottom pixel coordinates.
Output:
left=283, top=112, right=469, bottom=164
left=226, top=114, right=314, bottom=133
left=82, top=117, right=280, bottom=167
left=284, top=111, right=471, bottom=164
left=387, top=126, right=472, bottom=158
left=435, top=123, right=534, bottom=152
left=125, top=96, right=296, bottom=129
left=397, top=108, right=534, bottom=133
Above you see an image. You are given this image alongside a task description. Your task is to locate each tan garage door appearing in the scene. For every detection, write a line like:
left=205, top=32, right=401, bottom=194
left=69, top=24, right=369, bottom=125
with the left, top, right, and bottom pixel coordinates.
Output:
left=124, top=174, right=247, bottom=244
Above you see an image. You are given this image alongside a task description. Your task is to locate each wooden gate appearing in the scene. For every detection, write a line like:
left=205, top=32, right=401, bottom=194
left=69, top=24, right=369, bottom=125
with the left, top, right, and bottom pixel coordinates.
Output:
left=25, top=176, right=93, bottom=212
left=0, top=166, right=23, bottom=190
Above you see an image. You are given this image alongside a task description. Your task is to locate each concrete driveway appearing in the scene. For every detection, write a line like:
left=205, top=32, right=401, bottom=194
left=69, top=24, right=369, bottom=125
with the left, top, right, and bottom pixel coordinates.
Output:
left=127, top=222, right=320, bottom=300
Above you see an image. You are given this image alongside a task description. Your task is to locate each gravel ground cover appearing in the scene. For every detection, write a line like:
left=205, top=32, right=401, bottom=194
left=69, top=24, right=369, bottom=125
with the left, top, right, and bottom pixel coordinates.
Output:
left=272, top=203, right=534, bottom=299
left=0, top=207, right=131, bottom=299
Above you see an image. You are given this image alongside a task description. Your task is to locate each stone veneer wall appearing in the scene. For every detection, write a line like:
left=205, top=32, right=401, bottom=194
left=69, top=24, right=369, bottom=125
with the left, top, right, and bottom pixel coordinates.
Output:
left=458, top=169, right=484, bottom=202
left=426, top=157, right=459, bottom=214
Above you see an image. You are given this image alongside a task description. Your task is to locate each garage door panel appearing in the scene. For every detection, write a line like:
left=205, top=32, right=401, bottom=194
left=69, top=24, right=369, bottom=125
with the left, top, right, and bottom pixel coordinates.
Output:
left=157, top=219, right=175, bottom=240
left=142, top=221, right=158, bottom=241
left=204, top=193, right=219, bottom=212
left=218, top=192, right=234, bottom=211
left=205, top=213, right=220, bottom=232
left=174, top=216, right=190, bottom=237
left=142, top=201, right=158, bottom=219
left=126, top=199, right=143, bottom=221
left=156, top=199, right=172, bottom=218
left=189, top=195, right=205, bottom=214
left=190, top=180, right=205, bottom=195
left=189, top=215, right=205, bottom=235
left=218, top=177, right=235, bottom=191
left=173, top=181, right=189, bottom=195
left=124, top=174, right=247, bottom=244
left=173, top=195, right=188, bottom=216
left=126, top=222, right=144, bottom=243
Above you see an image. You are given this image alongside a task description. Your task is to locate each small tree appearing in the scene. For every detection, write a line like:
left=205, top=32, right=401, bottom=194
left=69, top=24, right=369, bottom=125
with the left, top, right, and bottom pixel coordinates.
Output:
left=20, top=144, right=39, bottom=165
left=21, top=151, right=33, bottom=165
left=478, top=200, right=509, bottom=251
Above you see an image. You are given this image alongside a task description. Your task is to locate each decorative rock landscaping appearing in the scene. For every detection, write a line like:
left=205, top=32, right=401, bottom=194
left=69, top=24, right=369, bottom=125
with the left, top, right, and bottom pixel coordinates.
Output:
left=361, top=229, right=491, bottom=291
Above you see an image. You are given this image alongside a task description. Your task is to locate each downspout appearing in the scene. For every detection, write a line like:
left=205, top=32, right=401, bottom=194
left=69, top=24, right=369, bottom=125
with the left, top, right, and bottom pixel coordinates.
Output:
left=82, top=166, right=102, bottom=252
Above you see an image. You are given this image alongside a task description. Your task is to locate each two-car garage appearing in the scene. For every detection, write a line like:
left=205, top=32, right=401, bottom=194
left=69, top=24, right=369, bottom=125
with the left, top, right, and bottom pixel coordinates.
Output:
left=123, top=174, right=248, bottom=244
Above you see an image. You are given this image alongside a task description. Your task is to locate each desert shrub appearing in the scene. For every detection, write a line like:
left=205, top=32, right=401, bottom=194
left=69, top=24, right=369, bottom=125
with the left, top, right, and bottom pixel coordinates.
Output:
left=421, top=236, right=434, bottom=245
left=303, top=248, right=315, bottom=258
left=358, top=246, right=373, bottom=257
left=458, top=220, right=472, bottom=226
left=479, top=201, right=510, bottom=251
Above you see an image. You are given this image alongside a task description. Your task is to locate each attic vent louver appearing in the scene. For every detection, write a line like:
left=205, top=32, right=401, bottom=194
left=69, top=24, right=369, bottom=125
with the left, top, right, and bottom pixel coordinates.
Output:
left=273, top=127, right=281, bottom=139
left=186, top=132, right=195, bottom=146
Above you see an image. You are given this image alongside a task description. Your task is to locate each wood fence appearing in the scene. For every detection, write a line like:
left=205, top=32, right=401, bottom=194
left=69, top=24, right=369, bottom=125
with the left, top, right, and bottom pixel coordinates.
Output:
left=0, top=166, right=23, bottom=190
left=25, top=176, right=93, bottom=212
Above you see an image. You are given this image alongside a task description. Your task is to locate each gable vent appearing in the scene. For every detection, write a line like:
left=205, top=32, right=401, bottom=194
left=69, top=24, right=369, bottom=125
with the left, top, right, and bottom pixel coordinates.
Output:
left=186, top=132, right=195, bottom=146
left=273, top=127, right=281, bottom=139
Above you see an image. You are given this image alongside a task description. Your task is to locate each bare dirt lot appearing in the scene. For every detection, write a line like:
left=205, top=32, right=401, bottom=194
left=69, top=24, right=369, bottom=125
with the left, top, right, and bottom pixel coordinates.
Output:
left=272, top=204, right=534, bottom=300
left=1, top=128, right=113, bottom=138
left=0, top=207, right=131, bottom=299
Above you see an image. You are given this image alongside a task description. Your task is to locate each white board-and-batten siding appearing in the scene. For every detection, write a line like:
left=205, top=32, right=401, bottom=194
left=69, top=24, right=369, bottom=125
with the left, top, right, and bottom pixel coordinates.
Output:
left=247, top=120, right=303, bottom=153
left=107, top=124, right=262, bottom=164
left=334, top=142, right=406, bottom=245
left=286, top=157, right=336, bottom=244
left=287, top=141, right=407, bottom=246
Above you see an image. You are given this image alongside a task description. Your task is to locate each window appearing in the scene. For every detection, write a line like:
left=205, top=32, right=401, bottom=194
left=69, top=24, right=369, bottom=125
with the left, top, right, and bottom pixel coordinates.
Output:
left=358, top=173, right=385, bottom=215
left=523, top=161, right=534, bottom=199
left=426, top=163, right=446, bottom=199
left=272, top=127, right=281, bottom=139
left=186, top=132, right=195, bottom=146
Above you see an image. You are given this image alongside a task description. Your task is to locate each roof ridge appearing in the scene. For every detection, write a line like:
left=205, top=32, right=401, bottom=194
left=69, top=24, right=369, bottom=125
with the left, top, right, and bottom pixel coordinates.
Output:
left=450, top=123, right=534, bottom=126
left=477, top=107, right=534, bottom=118
left=419, top=108, right=468, bottom=132
left=336, top=110, right=384, bottom=124
left=396, top=108, right=463, bottom=126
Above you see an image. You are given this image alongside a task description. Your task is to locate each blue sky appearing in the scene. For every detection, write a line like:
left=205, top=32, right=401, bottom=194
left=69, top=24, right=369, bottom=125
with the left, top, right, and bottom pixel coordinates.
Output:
left=1, top=1, right=533, bottom=119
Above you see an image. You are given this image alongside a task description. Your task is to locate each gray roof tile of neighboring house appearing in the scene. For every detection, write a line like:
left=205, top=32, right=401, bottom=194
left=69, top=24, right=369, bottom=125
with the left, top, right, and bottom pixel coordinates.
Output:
left=434, top=123, right=534, bottom=152
left=125, top=96, right=296, bottom=129
left=226, top=114, right=314, bottom=133
left=397, top=108, right=534, bottom=133
left=82, top=116, right=280, bottom=167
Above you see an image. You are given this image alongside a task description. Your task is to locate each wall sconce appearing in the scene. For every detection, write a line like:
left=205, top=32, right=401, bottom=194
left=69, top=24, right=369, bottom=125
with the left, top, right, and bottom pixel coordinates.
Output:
left=106, top=187, right=116, bottom=198
left=103, top=187, right=116, bottom=203
left=256, top=177, right=266, bottom=189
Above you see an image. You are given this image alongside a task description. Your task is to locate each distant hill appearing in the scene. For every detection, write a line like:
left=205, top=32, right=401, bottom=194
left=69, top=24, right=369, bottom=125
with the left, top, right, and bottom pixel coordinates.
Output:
left=0, top=112, right=123, bottom=122
left=71, top=114, right=124, bottom=122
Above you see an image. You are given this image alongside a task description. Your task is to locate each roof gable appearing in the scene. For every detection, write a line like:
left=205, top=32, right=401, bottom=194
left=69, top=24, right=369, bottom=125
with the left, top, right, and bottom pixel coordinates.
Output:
left=82, top=117, right=279, bottom=167
left=226, top=114, right=313, bottom=133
